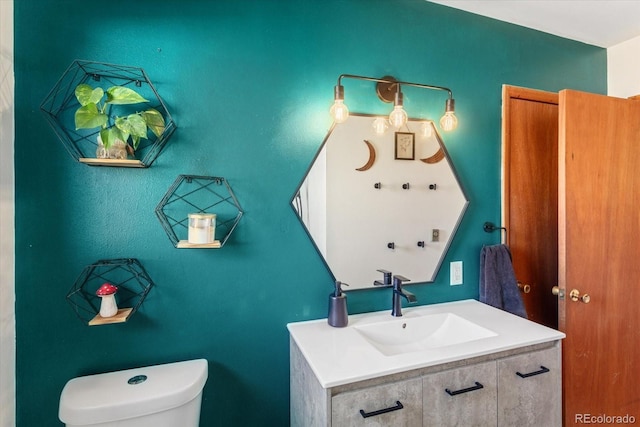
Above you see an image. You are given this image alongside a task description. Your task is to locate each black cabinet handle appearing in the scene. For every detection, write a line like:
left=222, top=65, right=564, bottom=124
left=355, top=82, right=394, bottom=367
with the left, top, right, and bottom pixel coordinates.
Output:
left=445, top=381, right=484, bottom=396
left=516, top=365, right=550, bottom=378
left=359, top=400, right=404, bottom=418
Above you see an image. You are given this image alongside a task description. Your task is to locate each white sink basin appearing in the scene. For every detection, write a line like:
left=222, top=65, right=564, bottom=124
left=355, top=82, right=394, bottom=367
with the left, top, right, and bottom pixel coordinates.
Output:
left=287, top=300, right=566, bottom=388
left=354, top=312, right=498, bottom=356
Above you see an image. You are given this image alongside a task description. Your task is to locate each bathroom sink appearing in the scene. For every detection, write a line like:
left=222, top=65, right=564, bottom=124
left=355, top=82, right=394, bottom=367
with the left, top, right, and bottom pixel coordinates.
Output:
left=288, top=300, right=566, bottom=388
left=354, top=312, right=498, bottom=356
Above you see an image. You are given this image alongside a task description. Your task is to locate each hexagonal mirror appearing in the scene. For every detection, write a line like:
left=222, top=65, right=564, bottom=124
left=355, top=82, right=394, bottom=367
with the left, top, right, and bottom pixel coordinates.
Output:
left=292, top=114, right=468, bottom=290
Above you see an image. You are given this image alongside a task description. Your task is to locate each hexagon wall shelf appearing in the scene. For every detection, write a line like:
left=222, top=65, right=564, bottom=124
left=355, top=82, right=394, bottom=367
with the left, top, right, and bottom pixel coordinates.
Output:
left=40, top=60, right=176, bottom=167
left=155, top=175, right=243, bottom=248
left=66, top=258, right=154, bottom=326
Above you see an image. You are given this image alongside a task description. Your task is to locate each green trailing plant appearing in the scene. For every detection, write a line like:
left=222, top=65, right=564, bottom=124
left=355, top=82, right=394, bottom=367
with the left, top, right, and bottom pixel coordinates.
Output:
left=74, top=84, right=165, bottom=153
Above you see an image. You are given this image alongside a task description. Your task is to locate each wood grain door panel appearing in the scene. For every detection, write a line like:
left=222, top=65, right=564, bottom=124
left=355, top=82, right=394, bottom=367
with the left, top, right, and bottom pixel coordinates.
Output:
left=558, top=89, right=640, bottom=423
left=502, top=85, right=559, bottom=328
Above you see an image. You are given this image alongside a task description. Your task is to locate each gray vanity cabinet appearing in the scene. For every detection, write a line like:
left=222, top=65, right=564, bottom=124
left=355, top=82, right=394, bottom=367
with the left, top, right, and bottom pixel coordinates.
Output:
left=423, top=361, right=497, bottom=426
left=332, top=378, right=423, bottom=426
left=290, top=338, right=562, bottom=427
left=497, top=346, right=562, bottom=426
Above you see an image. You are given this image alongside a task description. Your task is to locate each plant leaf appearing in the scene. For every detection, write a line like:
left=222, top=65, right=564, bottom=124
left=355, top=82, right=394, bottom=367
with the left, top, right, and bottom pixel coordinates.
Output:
left=115, top=127, right=130, bottom=146
left=114, top=116, right=130, bottom=134
left=106, top=86, right=149, bottom=105
left=100, top=127, right=128, bottom=149
left=132, top=135, right=141, bottom=151
left=116, top=114, right=147, bottom=139
left=75, top=84, right=103, bottom=106
left=75, top=103, right=108, bottom=129
left=142, top=108, right=166, bottom=137
left=99, top=128, right=113, bottom=149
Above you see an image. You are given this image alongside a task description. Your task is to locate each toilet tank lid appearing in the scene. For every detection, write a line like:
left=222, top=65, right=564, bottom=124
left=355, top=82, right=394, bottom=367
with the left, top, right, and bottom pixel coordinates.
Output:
left=59, top=358, right=208, bottom=425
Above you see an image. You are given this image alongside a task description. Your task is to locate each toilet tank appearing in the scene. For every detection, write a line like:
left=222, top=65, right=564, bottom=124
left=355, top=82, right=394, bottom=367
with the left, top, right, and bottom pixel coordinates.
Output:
left=59, top=359, right=208, bottom=427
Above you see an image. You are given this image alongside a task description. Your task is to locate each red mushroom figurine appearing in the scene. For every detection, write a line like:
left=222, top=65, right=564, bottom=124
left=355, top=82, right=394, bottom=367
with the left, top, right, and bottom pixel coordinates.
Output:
left=96, top=283, right=118, bottom=318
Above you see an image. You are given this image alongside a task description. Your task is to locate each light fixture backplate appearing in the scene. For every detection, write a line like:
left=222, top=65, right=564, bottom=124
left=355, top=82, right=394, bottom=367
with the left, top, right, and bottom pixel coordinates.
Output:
left=375, top=75, right=398, bottom=103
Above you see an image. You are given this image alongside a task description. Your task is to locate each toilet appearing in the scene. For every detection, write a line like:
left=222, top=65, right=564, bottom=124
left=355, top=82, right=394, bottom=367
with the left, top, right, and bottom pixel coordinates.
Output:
left=59, top=359, right=208, bottom=427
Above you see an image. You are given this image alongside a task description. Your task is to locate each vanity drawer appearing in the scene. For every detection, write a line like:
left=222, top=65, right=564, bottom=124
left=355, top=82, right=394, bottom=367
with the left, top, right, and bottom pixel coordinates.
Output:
left=497, top=344, right=561, bottom=427
left=331, top=377, right=422, bottom=426
left=422, top=360, right=497, bottom=427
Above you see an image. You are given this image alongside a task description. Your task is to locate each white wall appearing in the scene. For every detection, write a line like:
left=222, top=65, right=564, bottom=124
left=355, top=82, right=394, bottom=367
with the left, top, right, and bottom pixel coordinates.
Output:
left=0, top=0, right=15, bottom=425
left=608, top=34, right=640, bottom=98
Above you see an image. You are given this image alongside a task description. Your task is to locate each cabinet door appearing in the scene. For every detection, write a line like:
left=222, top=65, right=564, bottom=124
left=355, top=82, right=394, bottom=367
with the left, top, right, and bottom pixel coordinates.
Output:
left=331, top=378, right=422, bottom=426
left=497, top=345, right=561, bottom=426
left=423, top=360, right=497, bottom=427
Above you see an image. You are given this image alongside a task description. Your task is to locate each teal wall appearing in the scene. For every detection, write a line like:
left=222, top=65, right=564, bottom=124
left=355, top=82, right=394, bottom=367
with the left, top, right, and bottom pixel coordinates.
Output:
left=14, top=0, right=606, bottom=425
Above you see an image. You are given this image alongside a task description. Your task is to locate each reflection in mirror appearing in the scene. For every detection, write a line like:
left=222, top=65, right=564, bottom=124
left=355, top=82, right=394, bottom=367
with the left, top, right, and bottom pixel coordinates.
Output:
left=292, top=114, right=468, bottom=290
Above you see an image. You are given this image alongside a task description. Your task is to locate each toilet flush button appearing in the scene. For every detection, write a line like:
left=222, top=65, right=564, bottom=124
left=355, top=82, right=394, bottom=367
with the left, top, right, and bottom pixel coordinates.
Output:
left=127, top=375, right=148, bottom=385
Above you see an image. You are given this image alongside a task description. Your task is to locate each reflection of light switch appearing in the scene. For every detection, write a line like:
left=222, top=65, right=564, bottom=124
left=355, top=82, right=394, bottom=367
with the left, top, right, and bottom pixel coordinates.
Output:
left=432, top=229, right=439, bottom=242
left=450, top=261, right=463, bottom=286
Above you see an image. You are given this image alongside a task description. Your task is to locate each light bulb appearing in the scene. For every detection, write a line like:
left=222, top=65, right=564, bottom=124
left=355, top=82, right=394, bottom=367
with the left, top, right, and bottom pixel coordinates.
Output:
left=439, top=112, right=458, bottom=131
left=420, top=122, right=433, bottom=138
left=330, top=99, right=349, bottom=123
left=389, top=106, right=408, bottom=128
left=440, top=98, right=458, bottom=131
left=389, top=90, right=407, bottom=128
left=329, top=84, right=349, bottom=123
left=372, top=117, right=388, bottom=134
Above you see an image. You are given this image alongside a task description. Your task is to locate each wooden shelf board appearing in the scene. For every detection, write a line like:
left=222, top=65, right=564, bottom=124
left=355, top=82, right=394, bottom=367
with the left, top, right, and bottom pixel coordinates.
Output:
left=79, top=158, right=145, bottom=168
left=176, top=240, right=222, bottom=249
left=88, top=308, right=133, bottom=326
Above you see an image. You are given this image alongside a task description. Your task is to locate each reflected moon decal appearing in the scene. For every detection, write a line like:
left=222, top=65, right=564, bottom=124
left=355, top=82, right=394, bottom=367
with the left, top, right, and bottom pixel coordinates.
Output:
left=355, top=139, right=376, bottom=171
left=420, top=147, right=445, bottom=164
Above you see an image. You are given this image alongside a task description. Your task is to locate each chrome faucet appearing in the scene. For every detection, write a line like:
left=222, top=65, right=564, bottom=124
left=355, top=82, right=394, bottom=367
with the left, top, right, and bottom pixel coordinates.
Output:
left=391, top=275, right=417, bottom=317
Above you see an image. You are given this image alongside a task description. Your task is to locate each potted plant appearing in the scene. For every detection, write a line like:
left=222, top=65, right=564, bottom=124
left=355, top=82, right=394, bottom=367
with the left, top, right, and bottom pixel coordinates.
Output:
left=74, top=84, right=166, bottom=159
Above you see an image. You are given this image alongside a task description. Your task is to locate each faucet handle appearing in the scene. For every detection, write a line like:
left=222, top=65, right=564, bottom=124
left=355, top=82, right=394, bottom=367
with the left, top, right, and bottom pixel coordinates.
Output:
left=375, top=269, right=392, bottom=286
left=393, top=275, right=411, bottom=284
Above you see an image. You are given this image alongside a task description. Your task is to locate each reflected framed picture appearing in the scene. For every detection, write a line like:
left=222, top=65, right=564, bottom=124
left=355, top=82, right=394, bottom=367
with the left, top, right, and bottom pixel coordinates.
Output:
left=395, top=132, right=415, bottom=160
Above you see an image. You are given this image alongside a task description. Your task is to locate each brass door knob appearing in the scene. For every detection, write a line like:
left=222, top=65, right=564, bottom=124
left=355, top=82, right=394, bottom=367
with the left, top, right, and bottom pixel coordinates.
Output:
left=517, top=281, right=531, bottom=294
left=569, top=289, right=590, bottom=303
left=551, top=286, right=564, bottom=298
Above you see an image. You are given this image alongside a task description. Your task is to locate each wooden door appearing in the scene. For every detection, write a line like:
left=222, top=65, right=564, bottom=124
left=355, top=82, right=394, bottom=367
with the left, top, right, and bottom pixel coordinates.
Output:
left=504, top=87, right=640, bottom=424
left=558, top=89, right=640, bottom=425
left=502, top=85, right=559, bottom=328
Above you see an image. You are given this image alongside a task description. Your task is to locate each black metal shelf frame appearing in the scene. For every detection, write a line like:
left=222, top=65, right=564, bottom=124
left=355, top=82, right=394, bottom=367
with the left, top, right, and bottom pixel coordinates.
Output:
left=155, top=175, right=243, bottom=248
left=66, top=258, right=154, bottom=325
left=40, top=60, right=176, bottom=167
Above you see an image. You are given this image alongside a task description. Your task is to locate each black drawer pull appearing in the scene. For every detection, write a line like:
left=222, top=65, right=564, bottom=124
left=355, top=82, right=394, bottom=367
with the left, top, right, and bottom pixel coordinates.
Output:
left=445, top=381, right=484, bottom=396
left=516, top=365, right=550, bottom=378
left=359, top=400, right=404, bottom=418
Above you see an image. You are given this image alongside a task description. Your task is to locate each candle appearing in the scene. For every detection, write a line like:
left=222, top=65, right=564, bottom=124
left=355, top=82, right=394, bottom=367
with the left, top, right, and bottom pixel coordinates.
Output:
left=188, top=213, right=216, bottom=244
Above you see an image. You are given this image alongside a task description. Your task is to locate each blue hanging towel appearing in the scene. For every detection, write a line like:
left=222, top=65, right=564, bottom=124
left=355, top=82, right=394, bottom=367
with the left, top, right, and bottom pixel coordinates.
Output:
left=479, top=244, right=527, bottom=318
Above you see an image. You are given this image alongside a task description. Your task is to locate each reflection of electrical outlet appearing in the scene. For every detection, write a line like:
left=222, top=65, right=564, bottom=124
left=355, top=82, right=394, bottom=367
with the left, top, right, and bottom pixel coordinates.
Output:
left=432, top=229, right=439, bottom=242
left=450, top=261, right=463, bottom=286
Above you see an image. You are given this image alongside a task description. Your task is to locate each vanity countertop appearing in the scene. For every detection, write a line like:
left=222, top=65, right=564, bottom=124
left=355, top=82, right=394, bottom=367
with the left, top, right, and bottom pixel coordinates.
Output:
left=287, top=299, right=565, bottom=388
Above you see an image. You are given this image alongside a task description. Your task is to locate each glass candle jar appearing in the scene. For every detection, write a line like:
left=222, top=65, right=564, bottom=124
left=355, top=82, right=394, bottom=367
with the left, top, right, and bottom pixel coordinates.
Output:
left=188, top=213, right=216, bottom=244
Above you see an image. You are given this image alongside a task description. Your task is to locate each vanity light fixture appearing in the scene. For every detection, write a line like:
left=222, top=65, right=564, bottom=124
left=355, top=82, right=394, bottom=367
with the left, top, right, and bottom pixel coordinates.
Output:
left=329, top=74, right=458, bottom=131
